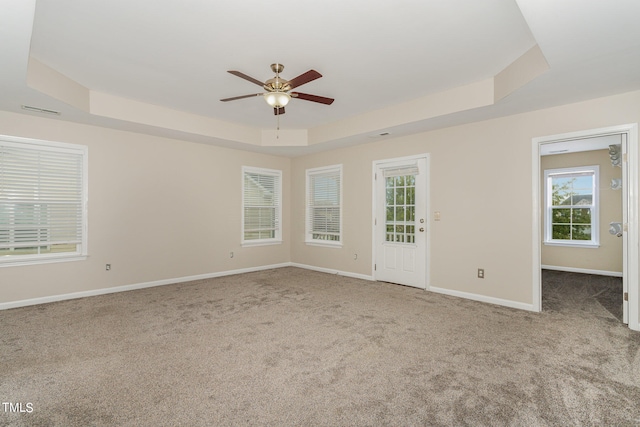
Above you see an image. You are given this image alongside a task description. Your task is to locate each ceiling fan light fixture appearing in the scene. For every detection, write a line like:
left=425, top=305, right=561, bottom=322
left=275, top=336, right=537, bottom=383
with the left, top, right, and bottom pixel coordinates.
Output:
left=264, top=91, right=290, bottom=108
left=223, top=64, right=334, bottom=114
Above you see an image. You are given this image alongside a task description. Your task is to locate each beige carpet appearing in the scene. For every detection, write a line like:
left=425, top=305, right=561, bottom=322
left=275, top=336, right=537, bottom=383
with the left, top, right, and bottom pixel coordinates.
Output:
left=1, top=267, right=639, bottom=426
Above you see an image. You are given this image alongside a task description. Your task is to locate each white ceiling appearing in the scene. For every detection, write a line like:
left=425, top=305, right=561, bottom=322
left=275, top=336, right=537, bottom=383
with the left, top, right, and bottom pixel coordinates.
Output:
left=2, top=0, right=640, bottom=156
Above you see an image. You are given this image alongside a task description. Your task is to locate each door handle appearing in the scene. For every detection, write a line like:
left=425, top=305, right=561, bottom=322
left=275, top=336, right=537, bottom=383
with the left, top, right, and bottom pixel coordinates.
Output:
left=419, top=227, right=425, bottom=232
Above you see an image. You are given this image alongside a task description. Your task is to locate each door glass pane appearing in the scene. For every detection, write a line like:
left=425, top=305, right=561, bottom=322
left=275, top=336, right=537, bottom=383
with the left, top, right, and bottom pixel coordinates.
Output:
left=406, top=225, right=415, bottom=243
left=406, top=186, right=415, bottom=205
left=386, top=188, right=394, bottom=205
left=385, top=173, right=417, bottom=243
left=386, top=225, right=394, bottom=240
left=406, top=206, right=415, bottom=222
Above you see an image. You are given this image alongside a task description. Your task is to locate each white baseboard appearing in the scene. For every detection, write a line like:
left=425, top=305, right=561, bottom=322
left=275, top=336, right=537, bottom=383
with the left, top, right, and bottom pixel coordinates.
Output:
left=293, top=265, right=534, bottom=313
left=541, top=265, right=623, bottom=277
left=289, top=263, right=374, bottom=281
left=0, top=263, right=292, bottom=311
left=429, top=286, right=537, bottom=312
left=1, top=263, right=535, bottom=313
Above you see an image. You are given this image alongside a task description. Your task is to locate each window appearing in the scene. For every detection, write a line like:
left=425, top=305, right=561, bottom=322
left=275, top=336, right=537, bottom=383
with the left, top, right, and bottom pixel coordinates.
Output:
left=242, top=166, right=282, bottom=246
left=384, top=169, right=417, bottom=244
left=306, top=165, right=342, bottom=246
left=544, top=165, right=599, bottom=247
left=0, top=135, right=88, bottom=266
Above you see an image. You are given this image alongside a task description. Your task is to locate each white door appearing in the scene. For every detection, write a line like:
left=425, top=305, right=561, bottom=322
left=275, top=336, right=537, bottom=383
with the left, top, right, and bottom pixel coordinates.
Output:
left=621, top=132, right=629, bottom=324
left=374, top=156, right=428, bottom=289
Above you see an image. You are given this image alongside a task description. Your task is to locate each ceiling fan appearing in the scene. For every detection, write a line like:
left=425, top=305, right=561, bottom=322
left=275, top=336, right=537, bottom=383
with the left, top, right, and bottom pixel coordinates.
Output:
left=220, top=63, right=334, bottom=115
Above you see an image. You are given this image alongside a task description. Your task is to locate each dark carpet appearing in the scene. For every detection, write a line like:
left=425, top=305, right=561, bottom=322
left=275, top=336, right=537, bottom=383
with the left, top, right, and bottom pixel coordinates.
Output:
left=543, top=269, right=624, bottom=322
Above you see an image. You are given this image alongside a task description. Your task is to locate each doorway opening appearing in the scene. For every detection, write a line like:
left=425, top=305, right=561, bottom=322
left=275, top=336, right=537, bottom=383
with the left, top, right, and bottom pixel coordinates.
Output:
left=532, top=124, right=639, bottom=331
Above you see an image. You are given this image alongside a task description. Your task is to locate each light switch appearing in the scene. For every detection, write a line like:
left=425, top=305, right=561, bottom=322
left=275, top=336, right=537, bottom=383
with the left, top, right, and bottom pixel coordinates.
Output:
left=434, top=211, right=441, bottom=221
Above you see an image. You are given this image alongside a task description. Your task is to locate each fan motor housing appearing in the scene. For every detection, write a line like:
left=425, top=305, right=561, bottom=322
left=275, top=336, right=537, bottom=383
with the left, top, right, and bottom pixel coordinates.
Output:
left=264, top=77, right=291, bottom=92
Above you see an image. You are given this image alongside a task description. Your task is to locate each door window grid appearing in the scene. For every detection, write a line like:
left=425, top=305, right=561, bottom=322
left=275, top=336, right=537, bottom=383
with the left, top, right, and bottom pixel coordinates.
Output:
left=385, top=175, right=416, bottom=243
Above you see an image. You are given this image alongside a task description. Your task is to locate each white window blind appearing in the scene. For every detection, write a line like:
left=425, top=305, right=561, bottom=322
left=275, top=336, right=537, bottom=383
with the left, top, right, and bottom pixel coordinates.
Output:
left=242, top=167, right=282, bottom=244
left=382, top=164, right=419, bottom=178
left=306, top=165, right=342, bottom=245
left=0, top=137, right=87, bottom=265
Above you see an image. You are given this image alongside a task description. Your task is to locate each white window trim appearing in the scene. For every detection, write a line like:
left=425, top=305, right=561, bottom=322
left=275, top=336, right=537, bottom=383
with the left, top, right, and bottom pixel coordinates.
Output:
left=543, top=165, right=599, bottom=248
left=0, top=135, right=88, bottom=267
left=241, top=166, right=282, bottom=247
left=305, top=164, right=343, bottom=248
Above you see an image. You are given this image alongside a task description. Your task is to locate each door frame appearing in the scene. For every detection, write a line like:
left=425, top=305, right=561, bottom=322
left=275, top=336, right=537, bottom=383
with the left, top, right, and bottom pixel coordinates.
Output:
left=372, top=153, right=431, bottom=289
left=531, top=123, right=639, bottom=331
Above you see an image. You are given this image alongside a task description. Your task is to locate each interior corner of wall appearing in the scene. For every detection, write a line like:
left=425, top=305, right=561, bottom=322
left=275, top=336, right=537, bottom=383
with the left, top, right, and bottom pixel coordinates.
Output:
left=494, top=44, right=550, bottom=102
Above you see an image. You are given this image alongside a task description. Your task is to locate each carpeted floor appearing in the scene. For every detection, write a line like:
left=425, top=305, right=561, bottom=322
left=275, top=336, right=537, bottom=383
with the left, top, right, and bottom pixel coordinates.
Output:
left=1, top=267, right=639, bottom=426
left=542, top=269, right=624, bottom=322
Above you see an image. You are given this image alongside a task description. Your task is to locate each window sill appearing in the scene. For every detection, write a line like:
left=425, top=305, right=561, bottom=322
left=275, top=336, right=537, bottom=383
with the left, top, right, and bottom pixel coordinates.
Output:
left=241, top=240, right=283, bottom=248
left=0, top=254, right=87, bottom=268
left=543, top=241, right=600, bottom=249
left=305, top=241, right=343, bottom=249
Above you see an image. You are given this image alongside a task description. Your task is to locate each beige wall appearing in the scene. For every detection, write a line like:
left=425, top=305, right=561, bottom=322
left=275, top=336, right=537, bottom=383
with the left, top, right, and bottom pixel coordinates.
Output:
left=291, top=90, right=640, bottom=306
left=2, top=89, right=640, bottom=311
left=541, top=150, right=623, bottom=273
left=0, top=111, right=290, bottom=303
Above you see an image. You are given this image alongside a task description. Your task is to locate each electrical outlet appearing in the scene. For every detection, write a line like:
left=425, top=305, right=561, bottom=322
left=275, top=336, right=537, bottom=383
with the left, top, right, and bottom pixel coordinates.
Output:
left=106, top=264, right=111, bottom=271
left=477, top=268, right=484, bottom=279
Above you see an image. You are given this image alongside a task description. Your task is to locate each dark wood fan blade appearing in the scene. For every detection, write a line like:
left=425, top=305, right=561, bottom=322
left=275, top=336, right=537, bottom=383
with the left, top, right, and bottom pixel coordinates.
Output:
left=228, top=71, right=265, bottom=87
left=291, top=92, right=334, bottom=105
left=287, top=70, right=322, bottom=89
left=274, top=107, right=285, bottom=115
left=220, top=93, right=263, bottom=102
